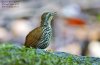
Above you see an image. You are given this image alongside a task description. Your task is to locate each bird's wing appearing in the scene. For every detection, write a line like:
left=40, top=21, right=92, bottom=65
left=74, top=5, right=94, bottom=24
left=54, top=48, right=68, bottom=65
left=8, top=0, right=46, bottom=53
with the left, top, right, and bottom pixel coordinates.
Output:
left=24, top=27, right=42, bottom=48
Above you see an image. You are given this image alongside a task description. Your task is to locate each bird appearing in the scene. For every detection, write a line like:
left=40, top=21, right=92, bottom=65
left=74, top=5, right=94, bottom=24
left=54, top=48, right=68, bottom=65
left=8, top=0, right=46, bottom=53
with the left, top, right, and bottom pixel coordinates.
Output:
left=24, top=12, right=56, bottom=49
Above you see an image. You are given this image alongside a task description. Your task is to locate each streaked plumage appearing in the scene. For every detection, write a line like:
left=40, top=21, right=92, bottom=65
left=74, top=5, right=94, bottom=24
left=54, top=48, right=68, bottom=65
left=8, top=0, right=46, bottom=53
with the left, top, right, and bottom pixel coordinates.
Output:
left=24, top=12, right=56, bottom=49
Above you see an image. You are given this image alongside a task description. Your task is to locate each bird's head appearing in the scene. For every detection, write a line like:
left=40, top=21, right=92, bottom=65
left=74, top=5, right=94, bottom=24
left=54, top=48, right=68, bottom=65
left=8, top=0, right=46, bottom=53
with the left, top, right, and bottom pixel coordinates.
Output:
left=41, top=12, right=56, bottom=26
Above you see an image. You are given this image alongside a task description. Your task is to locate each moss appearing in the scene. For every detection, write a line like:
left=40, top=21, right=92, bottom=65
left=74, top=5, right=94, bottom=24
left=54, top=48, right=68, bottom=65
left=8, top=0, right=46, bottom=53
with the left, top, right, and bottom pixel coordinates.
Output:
left=0, top=43, right=100, bottom=65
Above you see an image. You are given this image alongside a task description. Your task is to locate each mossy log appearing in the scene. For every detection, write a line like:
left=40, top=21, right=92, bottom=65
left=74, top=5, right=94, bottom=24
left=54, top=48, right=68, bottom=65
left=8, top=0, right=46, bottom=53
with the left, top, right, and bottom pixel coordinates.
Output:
left=0, top=43, right=100, bottom=65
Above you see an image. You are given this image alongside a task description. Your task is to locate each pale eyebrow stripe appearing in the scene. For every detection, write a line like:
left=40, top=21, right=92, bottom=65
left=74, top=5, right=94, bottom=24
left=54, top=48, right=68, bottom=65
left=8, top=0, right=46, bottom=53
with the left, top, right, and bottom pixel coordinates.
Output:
left=45, top=13, right=50, bottom=22
left=48, top=16, right=53, bottom=22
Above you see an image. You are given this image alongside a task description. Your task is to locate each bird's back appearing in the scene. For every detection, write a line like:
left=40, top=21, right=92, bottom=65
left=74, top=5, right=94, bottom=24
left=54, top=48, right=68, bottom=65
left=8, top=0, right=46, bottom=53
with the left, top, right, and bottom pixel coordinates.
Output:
left=24, top=27, right=43, bottom=48
left=25, top=26, right=52, bottom=49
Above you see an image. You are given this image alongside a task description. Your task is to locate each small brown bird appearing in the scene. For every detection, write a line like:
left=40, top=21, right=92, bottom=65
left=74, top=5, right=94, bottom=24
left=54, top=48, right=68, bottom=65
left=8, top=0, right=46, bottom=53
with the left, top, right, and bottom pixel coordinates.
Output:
left=24, top=12, right=56, bottom=49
